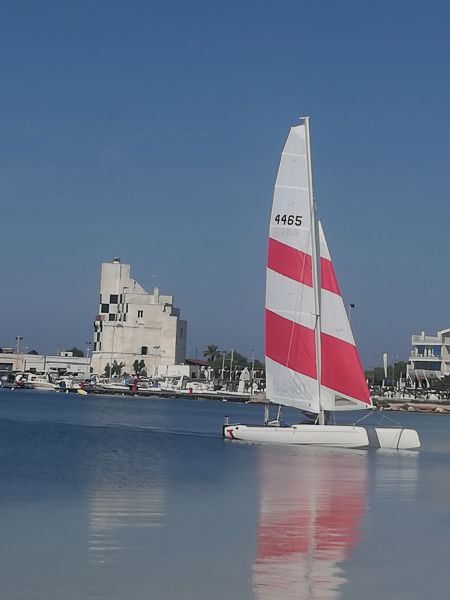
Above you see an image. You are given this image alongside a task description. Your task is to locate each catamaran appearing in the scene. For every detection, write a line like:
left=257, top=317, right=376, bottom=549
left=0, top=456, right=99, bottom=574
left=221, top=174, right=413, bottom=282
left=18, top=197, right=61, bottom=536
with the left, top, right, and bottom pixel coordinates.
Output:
left=223, top=118, right=420, bottom=450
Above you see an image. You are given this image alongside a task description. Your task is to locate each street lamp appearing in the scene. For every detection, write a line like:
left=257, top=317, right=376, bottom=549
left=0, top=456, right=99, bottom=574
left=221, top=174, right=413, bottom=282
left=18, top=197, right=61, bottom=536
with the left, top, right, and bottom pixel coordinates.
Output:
left=348, top=303, right=355, bottom=326
left=229, top=349, right=234, bottom=382
left=150, top=346, right=163, bottom=377
left=109, top=321, right=122, bottom=381
left=393, top=355, right=399, bottom=389
left=15, top=336, right=23, bottom=355
left=220, top=350, right=226, bottom=381
left=250, top=349, right=255, bottom=395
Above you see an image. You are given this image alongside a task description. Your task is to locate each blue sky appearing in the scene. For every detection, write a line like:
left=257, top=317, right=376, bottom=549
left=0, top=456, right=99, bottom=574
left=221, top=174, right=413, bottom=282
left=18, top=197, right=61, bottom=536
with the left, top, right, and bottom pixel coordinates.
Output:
left=0, top=0, right=449, bottom=367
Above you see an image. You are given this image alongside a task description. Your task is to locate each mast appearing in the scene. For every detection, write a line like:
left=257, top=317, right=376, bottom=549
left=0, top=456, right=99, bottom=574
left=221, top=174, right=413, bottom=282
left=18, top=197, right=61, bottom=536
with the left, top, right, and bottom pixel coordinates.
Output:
left=303, top=117, right=324, bottom=424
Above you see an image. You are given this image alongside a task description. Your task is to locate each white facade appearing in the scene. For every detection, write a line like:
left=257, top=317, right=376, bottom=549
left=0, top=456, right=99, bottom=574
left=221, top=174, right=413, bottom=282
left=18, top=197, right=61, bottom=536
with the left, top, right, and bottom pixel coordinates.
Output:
left=0, top=351, right=91, bottom=377
left=90, top=259, right=187, bottom=377
left=407, top=329, right=450, bottom=385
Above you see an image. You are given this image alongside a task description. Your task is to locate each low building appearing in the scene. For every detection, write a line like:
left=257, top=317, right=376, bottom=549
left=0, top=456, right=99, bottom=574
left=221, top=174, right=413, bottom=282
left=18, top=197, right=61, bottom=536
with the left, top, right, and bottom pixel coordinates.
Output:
left=0, top=350, right=91, bottom=378
left=406, top=329, right=450, bottom=386
left=90, top=258, right=187, bottom=377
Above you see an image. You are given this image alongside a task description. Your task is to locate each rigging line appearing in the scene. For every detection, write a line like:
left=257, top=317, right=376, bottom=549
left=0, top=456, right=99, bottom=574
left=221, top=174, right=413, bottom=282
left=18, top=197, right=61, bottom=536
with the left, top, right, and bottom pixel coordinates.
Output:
left=377, top=410, right=409, bottom=427
left=353, top=407, right=405, bottom=428
left=352, top=410, right=376, bottom=426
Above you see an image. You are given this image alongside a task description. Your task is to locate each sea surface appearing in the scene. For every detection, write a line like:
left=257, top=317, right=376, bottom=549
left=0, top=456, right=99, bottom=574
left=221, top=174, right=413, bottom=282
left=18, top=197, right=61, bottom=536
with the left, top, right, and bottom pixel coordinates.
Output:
left=0, top=390, right=449, bottom=600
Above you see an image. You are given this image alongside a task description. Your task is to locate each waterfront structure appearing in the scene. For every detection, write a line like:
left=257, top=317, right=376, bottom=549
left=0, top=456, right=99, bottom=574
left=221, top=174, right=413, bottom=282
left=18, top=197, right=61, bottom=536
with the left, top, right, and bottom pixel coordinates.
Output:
left=0, top=350, right=91, bottom=378
left=406, top=329, right=450, bottom=386
left=90, top=259, right=187, bottom=377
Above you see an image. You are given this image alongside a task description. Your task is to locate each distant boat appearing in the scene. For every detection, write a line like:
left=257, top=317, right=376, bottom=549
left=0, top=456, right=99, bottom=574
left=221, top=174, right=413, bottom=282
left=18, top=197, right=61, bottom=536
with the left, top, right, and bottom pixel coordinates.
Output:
left=101, top=382, right=132, bottom=392
left=18, top=372, right=58, bottom=391
left=224, top=118, right=420, bottom=449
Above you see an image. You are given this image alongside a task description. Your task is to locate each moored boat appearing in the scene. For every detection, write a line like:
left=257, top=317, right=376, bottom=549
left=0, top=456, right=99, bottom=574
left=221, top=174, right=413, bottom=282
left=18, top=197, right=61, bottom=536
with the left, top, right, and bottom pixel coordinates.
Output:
left=16, top=372, right=58, bottom=391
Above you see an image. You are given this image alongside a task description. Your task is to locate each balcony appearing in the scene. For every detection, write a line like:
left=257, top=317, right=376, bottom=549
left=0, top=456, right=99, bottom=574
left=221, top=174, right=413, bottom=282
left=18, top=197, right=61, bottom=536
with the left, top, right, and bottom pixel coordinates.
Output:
left=409, top=350, right=441, bottom=360
left=411, top=335, right=441, bottom=344
left=411, top=369, right=442, bottom=380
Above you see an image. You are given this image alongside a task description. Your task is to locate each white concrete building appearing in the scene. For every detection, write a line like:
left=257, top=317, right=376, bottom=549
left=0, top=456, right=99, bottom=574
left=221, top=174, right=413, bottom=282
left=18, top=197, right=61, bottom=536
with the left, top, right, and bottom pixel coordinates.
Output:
left=0, top=351, right=91, bottom=377
left=407, top=329, right=450, bottom=385
left=90, top=258, right=187, bottom=377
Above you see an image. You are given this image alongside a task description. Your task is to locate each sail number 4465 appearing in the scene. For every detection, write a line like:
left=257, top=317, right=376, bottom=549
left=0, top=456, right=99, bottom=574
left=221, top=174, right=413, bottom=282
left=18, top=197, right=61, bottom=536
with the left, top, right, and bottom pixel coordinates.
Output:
left=274, top=214, right=303, bottom=226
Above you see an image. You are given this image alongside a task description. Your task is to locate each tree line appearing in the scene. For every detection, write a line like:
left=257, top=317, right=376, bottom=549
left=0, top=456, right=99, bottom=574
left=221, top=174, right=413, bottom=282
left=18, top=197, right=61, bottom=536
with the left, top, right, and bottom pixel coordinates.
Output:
left=203, top=345, right=264, bottom=376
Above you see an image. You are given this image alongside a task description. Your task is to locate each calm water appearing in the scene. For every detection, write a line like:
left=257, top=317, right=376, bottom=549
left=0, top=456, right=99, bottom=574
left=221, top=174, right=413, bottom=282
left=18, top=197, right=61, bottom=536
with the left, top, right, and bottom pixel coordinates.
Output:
left=0, top=390, right=449, bottom=600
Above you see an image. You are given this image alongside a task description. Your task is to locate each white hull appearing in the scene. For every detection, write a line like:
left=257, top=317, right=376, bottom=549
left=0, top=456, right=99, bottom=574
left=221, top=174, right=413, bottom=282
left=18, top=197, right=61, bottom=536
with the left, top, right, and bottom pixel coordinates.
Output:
left=101, top=383, right=131, bottom=391
left=223, top=424, right=420, bottom=450
left=30, top=382, right=58, bottom=390
left=369, top=426, right=421, bottom=450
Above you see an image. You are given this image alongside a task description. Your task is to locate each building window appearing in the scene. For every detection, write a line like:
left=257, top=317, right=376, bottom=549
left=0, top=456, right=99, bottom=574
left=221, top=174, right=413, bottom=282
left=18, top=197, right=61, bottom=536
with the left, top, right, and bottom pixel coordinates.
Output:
left=109, top=314, right=116, bottom=321
left=110, top=294, right=119, bottom=304
left=141, top=346, right=148, bottom=355
left=180, top=327, right=183, bottom=337
left=101, top=303, right=109, bottom=314
left=93, top=342, right=97, bottom=351
left=138, top=310, right=144, bottom=318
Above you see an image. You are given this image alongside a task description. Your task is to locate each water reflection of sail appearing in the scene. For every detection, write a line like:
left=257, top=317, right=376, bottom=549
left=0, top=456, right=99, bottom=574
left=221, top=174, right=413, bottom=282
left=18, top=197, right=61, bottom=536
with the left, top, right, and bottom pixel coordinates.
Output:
left=253, top=448, right=368, bottom=600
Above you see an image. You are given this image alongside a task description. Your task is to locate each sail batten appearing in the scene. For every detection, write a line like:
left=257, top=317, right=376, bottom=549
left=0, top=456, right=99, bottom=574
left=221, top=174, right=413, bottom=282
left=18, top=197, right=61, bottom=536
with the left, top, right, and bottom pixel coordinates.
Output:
left=265, top=122, right=372, bottom=413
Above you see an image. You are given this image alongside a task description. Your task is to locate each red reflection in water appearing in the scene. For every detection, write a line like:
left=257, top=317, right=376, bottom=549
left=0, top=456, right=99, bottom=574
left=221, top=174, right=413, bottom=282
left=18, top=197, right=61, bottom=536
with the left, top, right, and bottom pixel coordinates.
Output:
left=254, top=449, right=367, bottom=600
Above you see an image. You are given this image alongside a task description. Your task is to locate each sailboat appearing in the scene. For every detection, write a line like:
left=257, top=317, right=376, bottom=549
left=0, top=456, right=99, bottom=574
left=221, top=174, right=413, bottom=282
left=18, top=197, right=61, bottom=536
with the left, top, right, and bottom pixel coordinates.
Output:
left=224, top=118, right=420, bottom=450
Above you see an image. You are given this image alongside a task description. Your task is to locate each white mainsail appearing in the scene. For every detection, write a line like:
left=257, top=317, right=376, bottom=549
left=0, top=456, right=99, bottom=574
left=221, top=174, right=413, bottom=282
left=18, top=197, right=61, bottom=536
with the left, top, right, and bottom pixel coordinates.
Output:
left=265, top=123, right=320, bottom=413
left=265, top=121, right=371, bottom=414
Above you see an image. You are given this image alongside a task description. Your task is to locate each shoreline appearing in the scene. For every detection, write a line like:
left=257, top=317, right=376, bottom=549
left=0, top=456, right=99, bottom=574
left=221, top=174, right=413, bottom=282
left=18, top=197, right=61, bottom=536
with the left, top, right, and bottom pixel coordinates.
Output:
left=375, top=400, right=450, bottom=414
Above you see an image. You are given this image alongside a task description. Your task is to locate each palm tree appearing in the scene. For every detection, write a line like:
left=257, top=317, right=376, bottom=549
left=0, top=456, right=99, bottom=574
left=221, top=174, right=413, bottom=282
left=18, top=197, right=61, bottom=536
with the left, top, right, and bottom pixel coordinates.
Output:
left=203, top=345, right=220, bottom=363
left=112, top=360, right=125, bottom=377
left=133, top=359, right=147, bottom=375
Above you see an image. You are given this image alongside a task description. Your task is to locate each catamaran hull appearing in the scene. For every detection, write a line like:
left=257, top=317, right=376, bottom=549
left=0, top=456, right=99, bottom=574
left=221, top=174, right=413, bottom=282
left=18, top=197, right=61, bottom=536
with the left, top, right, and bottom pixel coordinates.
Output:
left=223, top=424, right=420, bottom=450
left=368, top=426, right=421, bottom=450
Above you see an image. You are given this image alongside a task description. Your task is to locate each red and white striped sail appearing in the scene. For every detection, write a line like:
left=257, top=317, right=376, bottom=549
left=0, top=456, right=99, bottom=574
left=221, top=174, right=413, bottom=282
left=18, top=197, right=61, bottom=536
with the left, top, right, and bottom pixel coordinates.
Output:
left=318, top=222, right=372, bottom=410
left=265, top=124, right=320, bottom=413
left=265, top=123, right=371, bottom=413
